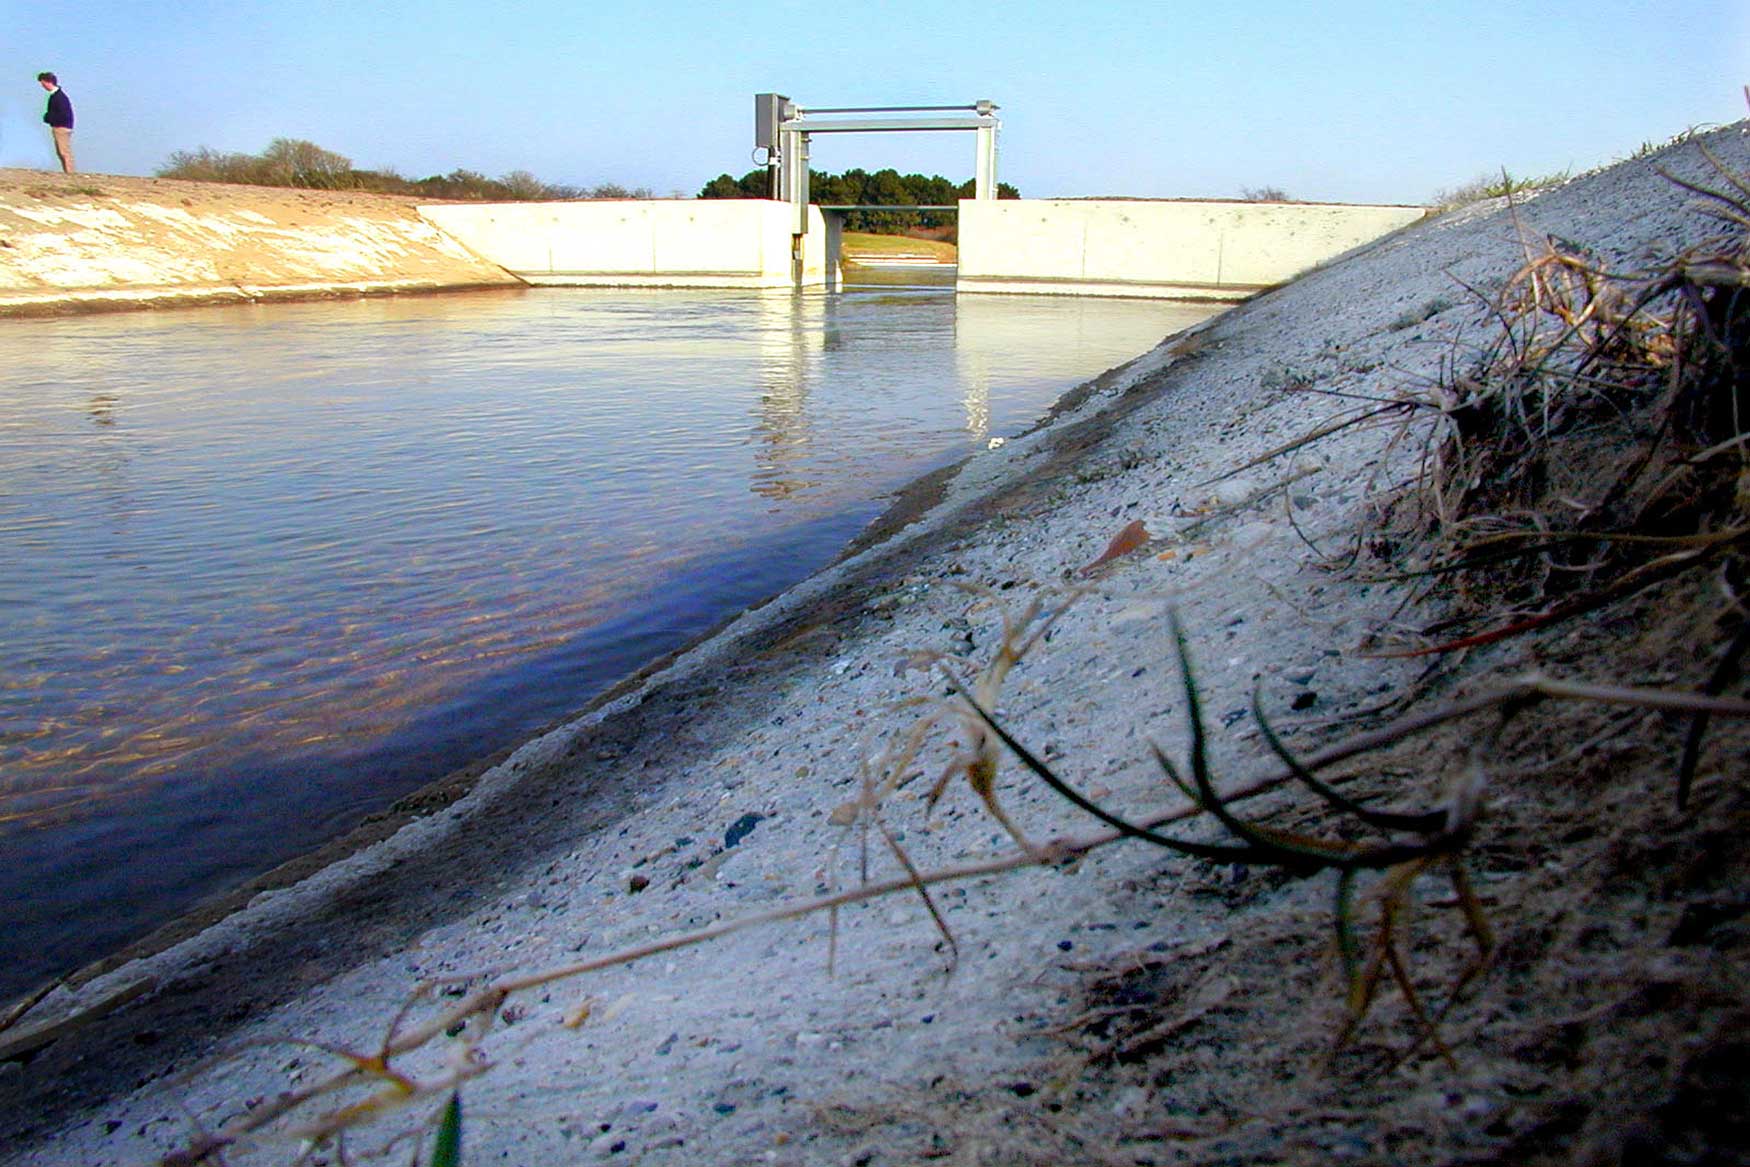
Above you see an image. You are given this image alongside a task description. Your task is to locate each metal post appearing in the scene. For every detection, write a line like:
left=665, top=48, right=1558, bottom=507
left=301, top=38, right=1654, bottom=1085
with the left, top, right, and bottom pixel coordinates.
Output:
left=778, top=123, right=809, bottom=235
left=975, top=99, right=1000, bottom=199
left=975, top=125, right=997, bottom=200
left=794, top=132, right=811, bottom=236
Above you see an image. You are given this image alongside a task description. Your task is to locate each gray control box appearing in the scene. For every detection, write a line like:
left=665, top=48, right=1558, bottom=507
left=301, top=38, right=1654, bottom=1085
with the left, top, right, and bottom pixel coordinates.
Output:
left=755, top=93, right=791, bottom=150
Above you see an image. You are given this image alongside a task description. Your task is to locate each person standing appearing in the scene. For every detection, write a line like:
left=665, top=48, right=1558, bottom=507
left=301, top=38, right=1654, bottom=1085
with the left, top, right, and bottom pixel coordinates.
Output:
left=37, top=72, right=75, bottom=173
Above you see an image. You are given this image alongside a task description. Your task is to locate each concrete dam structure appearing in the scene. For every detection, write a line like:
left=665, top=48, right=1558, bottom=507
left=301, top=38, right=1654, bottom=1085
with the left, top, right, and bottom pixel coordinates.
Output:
left=419, top=91, right=1424, bottom=302
left=955, top=197, right=1427, bottom=300
left=0, top=96, right=1421, bottom=313
left=418, top=199, right=833, bottom=290
left=418, top=196, right=1427, bottom=302
left=0, top=173, right=1424, bottom=314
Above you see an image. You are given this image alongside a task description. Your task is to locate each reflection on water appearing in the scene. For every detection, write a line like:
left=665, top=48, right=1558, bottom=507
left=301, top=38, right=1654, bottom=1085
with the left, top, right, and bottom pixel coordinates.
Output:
left=840, top=261, right=957, bottom=289
left=0, top=286, right=1220, bottom=993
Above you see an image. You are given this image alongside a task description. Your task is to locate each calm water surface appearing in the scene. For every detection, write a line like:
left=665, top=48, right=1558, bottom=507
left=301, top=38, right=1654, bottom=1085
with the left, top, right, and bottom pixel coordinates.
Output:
left=0, top=286, right=1218, bottom=994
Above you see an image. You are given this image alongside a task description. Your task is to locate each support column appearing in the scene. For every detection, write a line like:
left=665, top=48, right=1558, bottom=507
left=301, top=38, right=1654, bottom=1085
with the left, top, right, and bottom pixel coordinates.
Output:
left=779, top=126, right=810, bottom=235
left=822, top=210, right=843, bottom=291
left=975, top=124, right=998, bottom=200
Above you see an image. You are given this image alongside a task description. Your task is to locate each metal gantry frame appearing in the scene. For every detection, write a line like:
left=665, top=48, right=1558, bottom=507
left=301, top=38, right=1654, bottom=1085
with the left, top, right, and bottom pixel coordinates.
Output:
left=755, top=94, right=1001, bottom=238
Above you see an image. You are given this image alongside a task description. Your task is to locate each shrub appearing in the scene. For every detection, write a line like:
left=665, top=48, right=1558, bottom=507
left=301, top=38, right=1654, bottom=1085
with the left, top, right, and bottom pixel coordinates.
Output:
left=156, top=139, right=646, bottom=202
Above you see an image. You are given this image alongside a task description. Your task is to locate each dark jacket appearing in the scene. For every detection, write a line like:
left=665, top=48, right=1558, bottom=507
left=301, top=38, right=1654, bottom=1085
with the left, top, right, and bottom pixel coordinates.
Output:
left=43, top=88, right=73, bottom=130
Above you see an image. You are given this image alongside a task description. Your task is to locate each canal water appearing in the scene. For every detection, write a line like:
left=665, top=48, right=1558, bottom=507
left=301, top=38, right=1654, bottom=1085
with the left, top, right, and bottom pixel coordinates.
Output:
left=0, top=285, right=1219, bottom=996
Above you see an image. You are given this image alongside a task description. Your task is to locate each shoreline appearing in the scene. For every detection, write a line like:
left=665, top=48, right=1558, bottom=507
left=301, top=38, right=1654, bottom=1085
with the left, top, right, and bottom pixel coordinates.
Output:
left=43, top=431, right=983, bottom=1000
left=0, top=169, right=523, bottom=317
left=4, top=123, right=1747, bottom=1166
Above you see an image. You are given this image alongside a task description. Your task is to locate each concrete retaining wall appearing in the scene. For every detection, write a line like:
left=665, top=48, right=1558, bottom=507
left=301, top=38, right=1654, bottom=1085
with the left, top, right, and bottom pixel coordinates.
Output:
left=956, top=199, right=1428, bottom=300
left=0, top=174, right=1427, bottom=313
left=419, top=199, right=830, bottom=289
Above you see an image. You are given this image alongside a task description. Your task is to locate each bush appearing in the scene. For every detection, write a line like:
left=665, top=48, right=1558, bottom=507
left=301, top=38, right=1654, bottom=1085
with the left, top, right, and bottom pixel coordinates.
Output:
left=156, top=139, right=646, bottom=202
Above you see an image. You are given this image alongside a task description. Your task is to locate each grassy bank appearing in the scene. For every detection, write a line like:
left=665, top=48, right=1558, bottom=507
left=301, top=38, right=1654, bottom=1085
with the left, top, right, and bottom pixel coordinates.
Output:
left=840, top=230, right=957, bottom=263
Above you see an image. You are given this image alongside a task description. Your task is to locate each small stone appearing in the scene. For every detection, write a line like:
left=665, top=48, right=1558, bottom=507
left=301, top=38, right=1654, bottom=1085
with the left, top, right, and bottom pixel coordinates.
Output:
left=588, top=1131, right=627, bottom=1156
left=1056, top=940, right=1074, bottom=952
left=1291, top=690, right=1318, bottom=710
left=1112, top=1086, right=1151, bottom=1121
left=724, top=813, right=766, bottom=848
left=1209, top=478, right=1256, bottom=505
left=627, top=874, right=650, bottom=893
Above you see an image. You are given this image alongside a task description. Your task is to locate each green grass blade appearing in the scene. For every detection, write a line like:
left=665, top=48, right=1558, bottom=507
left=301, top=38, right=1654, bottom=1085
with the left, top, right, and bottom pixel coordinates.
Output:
left=431, top=1092, right=462, bottom=1167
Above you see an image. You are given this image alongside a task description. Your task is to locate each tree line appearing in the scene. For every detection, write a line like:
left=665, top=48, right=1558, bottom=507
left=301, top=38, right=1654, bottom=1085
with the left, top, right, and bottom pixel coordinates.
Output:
left=699, top=167, right=1019, bottom=232
left=156, top=138, right=652, bottom=202
left=152, top=139, right=1020, bottom=229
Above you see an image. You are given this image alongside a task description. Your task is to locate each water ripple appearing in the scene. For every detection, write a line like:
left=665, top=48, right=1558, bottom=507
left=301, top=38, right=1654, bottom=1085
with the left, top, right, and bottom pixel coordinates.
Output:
left=0, top=287, right=1218, bottom=995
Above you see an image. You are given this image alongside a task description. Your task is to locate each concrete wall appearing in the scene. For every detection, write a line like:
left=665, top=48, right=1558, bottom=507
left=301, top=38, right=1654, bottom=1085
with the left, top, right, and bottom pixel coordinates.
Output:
left=419, top=199, right=831, bottom=289
left=0, top=174, right=1426, bottom=314
left=956, top=199, right=1428, bottom=300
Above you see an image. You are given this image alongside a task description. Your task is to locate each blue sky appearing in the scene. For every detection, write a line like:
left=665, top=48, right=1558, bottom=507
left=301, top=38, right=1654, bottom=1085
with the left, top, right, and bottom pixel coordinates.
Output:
left=4, top=0, right=1745, bottom=204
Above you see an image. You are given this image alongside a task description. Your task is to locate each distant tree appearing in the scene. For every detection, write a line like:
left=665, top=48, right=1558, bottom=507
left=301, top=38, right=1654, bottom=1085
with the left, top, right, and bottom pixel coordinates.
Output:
left=698, top=169, right=771, bottom=199
left=413, top=168, right=500, bottom=199
left=156, top=139, right=649, bottom=202
left=1242, top=186, right=1291, bottom=202
left=499, top=169, right=549, bottom=200
left=699, top=166, right=1018, bottom=233
left=583, top=182, right=656, bottom=199
left=350, top=166, right=410, bottom=194
left=953, top=177, right=1020, bottom=200
left=856, top=168, right=920, bottom=232
left=158, top=147, right=262, bottom=185
left=257, top=138, right=355, bottom=189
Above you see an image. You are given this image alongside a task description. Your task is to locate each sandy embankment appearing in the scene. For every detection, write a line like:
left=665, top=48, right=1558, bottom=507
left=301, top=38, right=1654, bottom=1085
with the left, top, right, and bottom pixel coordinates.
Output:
left=3, top=123, right=1749, bottom=1166
left=0, top=170, right=521, bottom=315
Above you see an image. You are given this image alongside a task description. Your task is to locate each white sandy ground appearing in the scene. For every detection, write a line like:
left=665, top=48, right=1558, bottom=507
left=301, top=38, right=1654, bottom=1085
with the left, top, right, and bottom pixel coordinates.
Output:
left=2, top=122, right=1747, bottom=1166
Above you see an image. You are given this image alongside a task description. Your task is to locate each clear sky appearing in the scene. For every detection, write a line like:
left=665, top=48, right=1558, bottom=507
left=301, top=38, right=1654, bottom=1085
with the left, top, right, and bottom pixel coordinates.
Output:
left=4, top=0, right=1745, bottom=204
